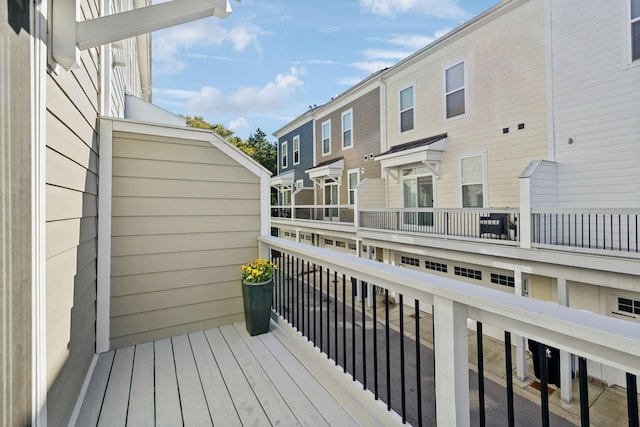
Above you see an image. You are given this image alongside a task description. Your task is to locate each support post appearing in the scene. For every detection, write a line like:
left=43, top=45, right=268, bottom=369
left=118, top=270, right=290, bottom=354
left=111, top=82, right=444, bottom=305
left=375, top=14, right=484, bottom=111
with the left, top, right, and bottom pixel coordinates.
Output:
left=513, top=269, right=527, bottom=381
left=557, top=278, right=573, bottom=403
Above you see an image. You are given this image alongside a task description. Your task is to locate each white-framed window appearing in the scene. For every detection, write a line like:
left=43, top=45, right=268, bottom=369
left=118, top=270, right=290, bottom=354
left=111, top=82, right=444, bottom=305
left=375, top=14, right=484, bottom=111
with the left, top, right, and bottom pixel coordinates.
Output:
left=293, top=135, right=300, bottom=165
left=459, top=153, right=486, bottom=208
left=295, top=179, right=303, bottom=191
left=399, top=85, right=414, bottom=132
left=342, top=109, right=353, bottom=149
left=445, top=61, right=466, bottom=119
left=321, top=120, right=331, bottom=155
left=631, top=0, right=640, bottom=62
left=282, top=189, right=291, bottom=206
left=347, top=168, right=359, bottom=204
left=281, top=141, right=288, bottom=169
left=611, top=294, right=640, bottom=323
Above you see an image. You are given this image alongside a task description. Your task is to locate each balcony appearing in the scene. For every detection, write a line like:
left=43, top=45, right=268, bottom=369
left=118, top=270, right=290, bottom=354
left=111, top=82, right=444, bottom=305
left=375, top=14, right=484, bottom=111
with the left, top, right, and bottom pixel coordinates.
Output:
left=75, top=237, right=640, bottom=426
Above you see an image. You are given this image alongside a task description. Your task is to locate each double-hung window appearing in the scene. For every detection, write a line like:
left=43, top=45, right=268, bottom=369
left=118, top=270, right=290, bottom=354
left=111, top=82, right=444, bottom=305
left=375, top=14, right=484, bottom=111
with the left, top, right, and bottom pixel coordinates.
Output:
left=293, top=135, right=300, bottom=165
left=445, top=62, right=466, bottom=119
left=399, top=85, right=414, bottom=132
left=342, top=110, right=353, bottom=149
left=281, top=141, right=288, bottom=169
left=322, top=120, right=331, bottom=155
left=632, top=0, right=640, bottom=61
left=459, top=154, right=485, bottom=208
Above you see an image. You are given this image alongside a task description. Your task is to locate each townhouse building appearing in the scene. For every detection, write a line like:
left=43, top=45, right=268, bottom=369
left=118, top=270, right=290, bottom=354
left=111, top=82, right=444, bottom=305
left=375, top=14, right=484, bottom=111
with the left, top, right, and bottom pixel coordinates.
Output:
left=269, top=0, right=640, bottom=396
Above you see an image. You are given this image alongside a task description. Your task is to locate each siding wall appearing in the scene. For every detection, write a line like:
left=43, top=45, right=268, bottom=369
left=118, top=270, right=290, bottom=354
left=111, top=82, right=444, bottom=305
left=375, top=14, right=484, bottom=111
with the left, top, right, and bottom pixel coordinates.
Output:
left=357, top=178, right=385, bottom=209
left=278, top=120, right=314, bottom=188
left=45, top=0, right=101, bottom=423
left=1, top=2, right=33, bottom=423
left=383, top=0, right=547, bottom=209
left=313, top=88, right=382, bottom=207
left=109, top=131, right=262, bottom=349
left=551, top=0, right=640, bottom=207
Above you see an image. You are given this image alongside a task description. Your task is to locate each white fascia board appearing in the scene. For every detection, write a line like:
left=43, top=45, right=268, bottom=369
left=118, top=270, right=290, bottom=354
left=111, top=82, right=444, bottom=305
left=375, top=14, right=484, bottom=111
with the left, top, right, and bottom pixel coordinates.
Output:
left=270, top=171, right=295, bottom=188
left=376, top=148, right=445, bottom=170
left=305, top=159, right=344, bottom=180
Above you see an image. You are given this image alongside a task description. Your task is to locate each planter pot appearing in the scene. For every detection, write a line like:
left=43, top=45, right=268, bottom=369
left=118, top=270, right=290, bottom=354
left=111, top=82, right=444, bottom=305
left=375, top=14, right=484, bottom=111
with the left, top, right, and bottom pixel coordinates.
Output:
left=242, top=278, right=274, bottom=336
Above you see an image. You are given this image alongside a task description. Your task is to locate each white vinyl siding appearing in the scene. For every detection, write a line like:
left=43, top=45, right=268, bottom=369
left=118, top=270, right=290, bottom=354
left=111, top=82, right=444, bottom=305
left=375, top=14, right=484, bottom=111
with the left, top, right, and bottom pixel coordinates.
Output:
left=322, top=120, right=331, bottom=155
left=342, top=109, right=353, bottom=149
left=459, top=154, right=485, bottom=208
left=445, top=61, right=466, bottom=119
left=293, top=135, right=300, bottom=164
left=399, top=85, right=414, bottom=132
left=281, top=141, right=288, bottom=169
left=632, top=0, right=640, bottom=61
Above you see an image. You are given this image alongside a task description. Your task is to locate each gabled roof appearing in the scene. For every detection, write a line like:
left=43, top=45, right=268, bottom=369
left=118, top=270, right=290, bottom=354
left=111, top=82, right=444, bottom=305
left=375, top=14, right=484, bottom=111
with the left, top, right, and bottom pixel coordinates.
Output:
left=375, top=134, right=447, bottom=177
left=377, top=133, right=447, bottom=157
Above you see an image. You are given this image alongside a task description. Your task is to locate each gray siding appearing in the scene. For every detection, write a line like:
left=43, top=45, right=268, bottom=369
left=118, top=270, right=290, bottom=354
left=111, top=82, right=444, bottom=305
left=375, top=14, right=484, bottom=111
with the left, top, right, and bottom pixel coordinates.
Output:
left=1, top=1, right=33, bottom=424
left=45, top=0, right=101, bottom=424
left=110, top=131, right=261, bottom=349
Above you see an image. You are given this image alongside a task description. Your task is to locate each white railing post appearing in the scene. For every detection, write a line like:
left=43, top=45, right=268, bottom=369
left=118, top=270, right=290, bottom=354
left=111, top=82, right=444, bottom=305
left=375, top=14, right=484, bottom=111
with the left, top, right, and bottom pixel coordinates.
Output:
left=433, top=295, right=470, bottom=427
left=557, top=278, right=573, bottom=403
left=519, top=174, right=532, bottom=248
left=513, top=269, right=528, bottom=381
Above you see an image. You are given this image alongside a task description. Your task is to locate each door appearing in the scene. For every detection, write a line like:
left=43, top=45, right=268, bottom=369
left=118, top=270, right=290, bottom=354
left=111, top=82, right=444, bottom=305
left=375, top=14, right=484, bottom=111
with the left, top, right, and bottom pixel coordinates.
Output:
left=324, top=181, right=339, bottom=221
left=403, top=173, right=434, bottom=229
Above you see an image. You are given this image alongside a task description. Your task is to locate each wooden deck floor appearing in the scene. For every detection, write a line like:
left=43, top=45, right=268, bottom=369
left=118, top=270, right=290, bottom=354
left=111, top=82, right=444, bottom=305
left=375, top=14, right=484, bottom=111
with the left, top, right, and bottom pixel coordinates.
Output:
left=74, top=320, right=399, bottom=426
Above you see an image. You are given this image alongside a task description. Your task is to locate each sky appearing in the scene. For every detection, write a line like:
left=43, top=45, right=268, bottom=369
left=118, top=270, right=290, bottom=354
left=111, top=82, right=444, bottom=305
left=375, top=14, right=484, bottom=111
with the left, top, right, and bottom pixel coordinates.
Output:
left=151, top=0, right=498, bottom=141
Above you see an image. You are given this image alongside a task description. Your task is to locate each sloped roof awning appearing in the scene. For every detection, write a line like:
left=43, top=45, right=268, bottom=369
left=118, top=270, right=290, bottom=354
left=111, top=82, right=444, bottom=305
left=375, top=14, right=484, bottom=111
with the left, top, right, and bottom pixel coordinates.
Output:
left=375, top=133, right=447, bottom=177
left=270, top=170, right=295, bottom=191
left=305, top=158, right=344, bottom=185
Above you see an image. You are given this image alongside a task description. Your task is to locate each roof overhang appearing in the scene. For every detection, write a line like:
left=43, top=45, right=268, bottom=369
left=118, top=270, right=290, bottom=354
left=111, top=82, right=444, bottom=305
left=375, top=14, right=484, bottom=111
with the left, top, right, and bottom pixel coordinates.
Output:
left=270, top=171, right=295, bottom=191
left=375, top=135, right=447, bottom=179
left=305, top=159, right=344, bottom=185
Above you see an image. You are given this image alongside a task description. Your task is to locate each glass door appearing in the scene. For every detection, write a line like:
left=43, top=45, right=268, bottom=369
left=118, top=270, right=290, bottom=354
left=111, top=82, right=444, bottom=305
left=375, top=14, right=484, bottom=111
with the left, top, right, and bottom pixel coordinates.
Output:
left=403, top=169, right=433, bottom=228
left=324, top=182, right=339, bottom=221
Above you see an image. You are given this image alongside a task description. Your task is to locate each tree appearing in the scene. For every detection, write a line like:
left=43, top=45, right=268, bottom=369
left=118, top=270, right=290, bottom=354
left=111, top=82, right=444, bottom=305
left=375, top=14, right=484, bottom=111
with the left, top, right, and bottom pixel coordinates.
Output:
left=184, top=116, right=276, bottom=174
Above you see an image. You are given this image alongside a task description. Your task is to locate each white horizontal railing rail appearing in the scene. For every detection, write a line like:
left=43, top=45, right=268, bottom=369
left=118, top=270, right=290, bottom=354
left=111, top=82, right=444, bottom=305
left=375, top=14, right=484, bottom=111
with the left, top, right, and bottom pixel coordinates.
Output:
left=270, top=204, right=355, bottom=224
left=258, top=235, right=640, bottom=426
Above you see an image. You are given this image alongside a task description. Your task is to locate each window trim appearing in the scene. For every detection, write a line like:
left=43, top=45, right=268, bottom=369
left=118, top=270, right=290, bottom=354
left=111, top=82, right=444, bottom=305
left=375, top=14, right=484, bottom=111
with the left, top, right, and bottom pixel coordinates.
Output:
left=342, top=109, right=353, bottom=149
left=347, top=168, right=359, bottom=205
left=293, top=135, right=300, bottom=165
left=443, top=60, right=468, bottom=120
left=281, top=141, right=288, bottom=169
left=295, top=179, right=303, bottom=192
left=629, top=0, right=640, bottom=63
left=321, top=120, right=331, bottom=156
left=458, top=151, right=487, bottom=208
left=399, top=84, right=415, bottom=133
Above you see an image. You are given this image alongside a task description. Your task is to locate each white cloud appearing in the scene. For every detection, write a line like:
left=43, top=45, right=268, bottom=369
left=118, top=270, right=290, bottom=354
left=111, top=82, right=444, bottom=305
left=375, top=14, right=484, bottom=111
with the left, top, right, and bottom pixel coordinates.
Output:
left=359, top=0, right=471, bottom=19
left=350, top=60, right=395, bottom=74
left=229, top=117, right=249, bottom=131
left=362, top=48, right=409, bottom=61
left=156, top=67, right=305, bottom=116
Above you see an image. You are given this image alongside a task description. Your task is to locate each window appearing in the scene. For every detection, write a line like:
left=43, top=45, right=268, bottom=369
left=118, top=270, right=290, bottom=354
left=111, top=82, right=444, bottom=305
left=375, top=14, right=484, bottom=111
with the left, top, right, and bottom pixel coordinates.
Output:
left=454, top=266, right=482, bottom=281
left=322, top=120, right=331, bottom=155
left=402, top=167, right=434, bottom=226
left=324, top=239, right=334, bottom=245
left=401, top=256, right=420, bottom=267
left=460, top=154, right=484, bottom=208
left=614, top=296, right=640, bottom=322
left=293, top=135, right=300, bottom=164
left=295, top=179, right=303, bottom=191
left=282, top=189, right=291, bottom=206
left=348, top=243, right=357, bottom=250
left=399, top=85, right=414, bottom=132
left=281, top=141, right=288, bottom=169
left=491, top=273, right=515, bottom=288
left=632, top=0, right=640, bottom=61
left=445, top=62, right=465, bottom=119
left=348, top=169, right=359, bottom=205
left=342, top=110, right=353, bottom=148
left=335, top=241, right=346, bottom=248
left=425, top=260, right=447, bottom=273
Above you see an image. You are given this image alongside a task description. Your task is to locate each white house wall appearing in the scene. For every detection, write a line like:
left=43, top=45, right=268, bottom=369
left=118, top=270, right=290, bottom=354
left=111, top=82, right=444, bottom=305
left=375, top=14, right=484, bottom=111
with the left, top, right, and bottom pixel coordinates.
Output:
left=383, top=0, right=547, bottom=209
left=550, top=0, right=640, bottom=208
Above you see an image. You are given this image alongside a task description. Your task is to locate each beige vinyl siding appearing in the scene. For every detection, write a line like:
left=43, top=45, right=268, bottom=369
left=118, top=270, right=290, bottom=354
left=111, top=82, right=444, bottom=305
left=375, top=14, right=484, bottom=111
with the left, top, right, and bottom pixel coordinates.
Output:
left=384, top=0, right=546, bottom=209
left=45, top=0, right=100, bottom=424
left=358, top=178, right=385, bottom=209
left=110, top=132, right=261, bottom=349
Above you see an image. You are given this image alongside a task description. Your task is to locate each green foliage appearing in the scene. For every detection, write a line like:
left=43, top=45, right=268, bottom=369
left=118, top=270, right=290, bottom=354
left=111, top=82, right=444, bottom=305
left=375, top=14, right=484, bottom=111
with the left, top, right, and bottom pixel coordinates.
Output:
left=184, top=116, right=276, bottom=175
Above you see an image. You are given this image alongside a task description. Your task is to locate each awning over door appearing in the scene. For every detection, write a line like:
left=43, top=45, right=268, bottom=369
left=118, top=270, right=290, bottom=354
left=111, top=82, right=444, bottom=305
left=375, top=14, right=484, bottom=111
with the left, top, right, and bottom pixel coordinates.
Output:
left=305, top=158, right=344, bottom=186
left=375, top=133, right=447, bottom=179
left=270, top=170, right=295, bottom=192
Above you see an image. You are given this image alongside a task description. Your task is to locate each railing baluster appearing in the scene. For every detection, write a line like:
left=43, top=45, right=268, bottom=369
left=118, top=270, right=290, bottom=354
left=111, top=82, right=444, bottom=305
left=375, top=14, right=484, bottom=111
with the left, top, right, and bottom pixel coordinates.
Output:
left=505, top=331, right=514, bottom=427
left=307, top=261, right=311, bottom=340
left=415, top=299, right=423, bottom=427
left=301, top=259, right=305, bottom=336
left=295, top=257, right=299, bottom=329
left=477, top=322, right=486, bottom=427
left=326, top=267, right=330, bottom=360
left=578, top=356, right=590, bottom=427
left=373, top=285, right=378, bottom=399
left=627, top=373, right=639, bottom=427
left=342, top=274, right=347, bottom=373
left=385, top=289, right=391, bottom=410
left=399, top=293, right=406, bottom=423
left=362, top=281, right=367, bottom=390
left=319, top=266, right=323, bottom=353
left=334, top=271, right=338, bottom=365
left=352, top=277, right=356, bottom=381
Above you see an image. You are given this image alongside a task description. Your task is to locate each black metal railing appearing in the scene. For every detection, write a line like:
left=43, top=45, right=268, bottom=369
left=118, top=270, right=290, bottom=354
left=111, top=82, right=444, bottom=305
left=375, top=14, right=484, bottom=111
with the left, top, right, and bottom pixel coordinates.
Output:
left=532, top=209, right=639, bottom=254
left=266, top=243, right=639, bottom=426
left=359, top=208, right=519, bottom=242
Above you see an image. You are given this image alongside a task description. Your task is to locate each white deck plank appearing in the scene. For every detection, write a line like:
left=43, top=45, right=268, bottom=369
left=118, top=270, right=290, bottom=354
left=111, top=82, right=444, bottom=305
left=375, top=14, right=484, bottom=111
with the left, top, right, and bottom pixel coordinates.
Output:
left=203, top=328, right=268, bottom=426
left=75, top=351, right=115, bottom=426
left=188, top=331, right=242, bottom=426
left=233, top=323, right=331, bottom=427
left=154, top=338, right=183, bottom=427
left=98, top=346, right=135, bottom=427
left=171, top=335, right=213, bottom=427
left=219, top=324, right=299, bottom=426
left=127, top=342, right=155, bottom=427
left=258, top=330, right=359, bottom=427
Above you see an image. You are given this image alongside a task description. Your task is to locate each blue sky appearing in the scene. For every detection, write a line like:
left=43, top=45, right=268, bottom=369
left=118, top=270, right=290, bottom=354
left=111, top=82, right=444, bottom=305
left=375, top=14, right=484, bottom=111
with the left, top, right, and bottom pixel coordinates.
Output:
left=152, top=0, right=497, bottom=141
